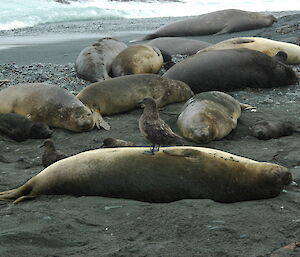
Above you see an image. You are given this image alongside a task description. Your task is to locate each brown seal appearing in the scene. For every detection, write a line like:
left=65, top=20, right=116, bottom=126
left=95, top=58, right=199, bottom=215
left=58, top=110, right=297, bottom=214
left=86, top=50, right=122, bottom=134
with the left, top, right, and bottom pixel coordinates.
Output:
left=0, top=83, right=95, bottom=132
left=110, top=44, right=164, bottom=77
left=0, top=146, right=291, bottom=204
left=251, top=120, right=300, bottom=140
left=75, top=37, right=127, bottom=82
left=0, top=113, right=52, bottom=142
left=40, top=139, right=68, bottom=168
left=139, top=97, right=184, bottom=154
left=133, top=9, right=276, bottom=41
left=76, top=74, right=193, bottom=130
left=101, top=137, right=135, bottom=148
left=177, top=91, right=254, bottom=143
left=147, top=37, right=211, bottom=56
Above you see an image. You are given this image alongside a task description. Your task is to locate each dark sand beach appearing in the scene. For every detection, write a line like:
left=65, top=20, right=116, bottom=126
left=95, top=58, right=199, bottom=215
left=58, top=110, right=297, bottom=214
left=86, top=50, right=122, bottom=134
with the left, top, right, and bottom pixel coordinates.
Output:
left=0, top=12, right=300, bottom=257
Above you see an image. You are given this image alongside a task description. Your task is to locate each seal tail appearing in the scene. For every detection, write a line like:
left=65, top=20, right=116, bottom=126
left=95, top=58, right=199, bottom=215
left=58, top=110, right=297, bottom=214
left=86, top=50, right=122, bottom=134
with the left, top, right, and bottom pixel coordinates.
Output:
left=0, top=184, right=36, bottom=203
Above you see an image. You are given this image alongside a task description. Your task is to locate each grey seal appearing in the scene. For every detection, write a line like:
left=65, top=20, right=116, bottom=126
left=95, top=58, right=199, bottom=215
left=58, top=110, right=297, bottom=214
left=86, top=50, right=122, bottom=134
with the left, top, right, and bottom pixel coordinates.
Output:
left=162, top=49, right=298, bottom=93
left=75, top=37, right=127, bottom=82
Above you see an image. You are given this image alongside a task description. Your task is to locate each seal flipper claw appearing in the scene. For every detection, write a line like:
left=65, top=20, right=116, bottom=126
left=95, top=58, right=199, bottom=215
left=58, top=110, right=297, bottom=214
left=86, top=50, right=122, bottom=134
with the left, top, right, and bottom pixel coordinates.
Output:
left=13, top=195, right=36, bottom=204
left=240, top=103, right=256, bottom=111
left=93, top=111, right=111, bottom=130
left=99, top=120, right=111, bottom=130
left=0, top=189, right=16, bottom=195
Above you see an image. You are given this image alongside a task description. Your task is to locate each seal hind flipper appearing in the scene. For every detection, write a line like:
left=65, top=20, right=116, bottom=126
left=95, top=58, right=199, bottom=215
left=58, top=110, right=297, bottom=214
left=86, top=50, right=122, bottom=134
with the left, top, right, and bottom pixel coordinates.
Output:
left=0, top=189, right=17, bottom=195
left=92, top=111, right=111, bottom=130
left=13, top=195, right=37, bottom=204
left=0, top=188, right=20, bottom=201
left=0, top=183, right=33, bottom=203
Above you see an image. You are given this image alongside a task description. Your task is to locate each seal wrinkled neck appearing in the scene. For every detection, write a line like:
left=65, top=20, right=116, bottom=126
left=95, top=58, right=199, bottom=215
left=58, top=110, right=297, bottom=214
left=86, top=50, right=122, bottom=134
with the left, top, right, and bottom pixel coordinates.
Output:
left=141, top=97, right=159, bottom=120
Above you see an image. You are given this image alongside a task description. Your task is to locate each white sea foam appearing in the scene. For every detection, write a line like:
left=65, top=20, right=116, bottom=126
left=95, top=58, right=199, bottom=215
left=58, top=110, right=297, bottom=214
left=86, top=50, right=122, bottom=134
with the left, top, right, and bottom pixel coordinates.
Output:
left=0, top=0, right=299, bottom=31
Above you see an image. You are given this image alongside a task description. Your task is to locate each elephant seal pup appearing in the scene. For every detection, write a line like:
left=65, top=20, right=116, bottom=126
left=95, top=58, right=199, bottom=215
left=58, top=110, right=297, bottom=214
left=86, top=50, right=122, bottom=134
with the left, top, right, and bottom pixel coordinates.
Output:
left=110, top=44, right=164, bottom=77
left=0, top=113, right=52, bottom=142
left=0, top=83, right=95, bottom=132
left=139, top=97, right=184, bottom=154
left=75, top=37, right=127, bottom=82
left=0, top=146, right=291, bottom=203
left=101, top=137, right=135, bottom=148
left=251, top=120, right=300, bottom=140
left=198, top=37, right=300, bottom=65
left=177, top=91, right=252, bottom=143
left=162, top=49, right=298, bottom=93
left=76, top=74, right=193, bottom=130
left=134, top=9, right=276, bottom=41
left=147, top=37, right=211, bottom=56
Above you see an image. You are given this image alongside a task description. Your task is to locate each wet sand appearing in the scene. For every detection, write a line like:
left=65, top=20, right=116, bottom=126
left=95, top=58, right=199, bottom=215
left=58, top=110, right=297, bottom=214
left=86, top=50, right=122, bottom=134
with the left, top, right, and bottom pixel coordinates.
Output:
left=0, top=12, right=300, bottom=257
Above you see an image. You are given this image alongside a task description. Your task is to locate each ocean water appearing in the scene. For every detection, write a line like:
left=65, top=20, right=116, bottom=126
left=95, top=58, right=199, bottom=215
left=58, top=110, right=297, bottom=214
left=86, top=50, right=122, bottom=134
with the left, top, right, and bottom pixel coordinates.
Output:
left=0, top=0, right=299, bottom=31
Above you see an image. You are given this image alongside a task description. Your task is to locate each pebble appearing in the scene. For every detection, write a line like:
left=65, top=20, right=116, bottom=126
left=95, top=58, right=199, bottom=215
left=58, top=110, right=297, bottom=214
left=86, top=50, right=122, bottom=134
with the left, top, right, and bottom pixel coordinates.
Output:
left=0, top=63, right=89, bottom=94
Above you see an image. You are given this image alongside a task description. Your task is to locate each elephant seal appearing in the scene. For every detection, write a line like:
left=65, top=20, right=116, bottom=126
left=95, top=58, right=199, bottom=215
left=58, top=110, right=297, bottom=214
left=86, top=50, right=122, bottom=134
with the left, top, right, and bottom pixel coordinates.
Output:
left=0, top=113, right=52, bottom=142
left=139, top=97, right=184, bottom=154
left=251, top=120, right=300, bottom=140
left=75, top=37, right=127, bottom=82
left=147, top=37, right=211, bottom=56
left=110, top=44, right=163, bottom=77
left=0, top=146, right=291, bottom=203
left=101, top=137, right=135, bottom=148
left=134, top=9, right=276, bottom=41
left=162, top=48, right=298, bottom=93
left=177, top=91, right=253, bottom=143
left=198, top=37, right=300, bottom=65
left=76, top=74, right=193, bottom=130
left=0, top=83, right=95, bottom=132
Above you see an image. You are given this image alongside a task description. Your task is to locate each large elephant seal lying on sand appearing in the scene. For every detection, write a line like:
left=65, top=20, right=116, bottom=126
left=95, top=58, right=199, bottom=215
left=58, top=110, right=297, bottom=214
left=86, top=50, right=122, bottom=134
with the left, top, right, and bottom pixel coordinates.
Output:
left=162, top=49, right=298, bottom=93
left=75, top=37, right=127, bottom=82
left=147, top=37, right=211, bottom=56
left=135, top=9, right=276, bottom=41
left=76, top=74, right=193, bottom=130
left=0, top=83, right=95, bottom=132
left=110, top=44, right=163, bottom=77
left=177, top=91, right=253, bottom=143
left=0, top=146, right=292, bottom=203
left=198, top=37, right=300, bottom=65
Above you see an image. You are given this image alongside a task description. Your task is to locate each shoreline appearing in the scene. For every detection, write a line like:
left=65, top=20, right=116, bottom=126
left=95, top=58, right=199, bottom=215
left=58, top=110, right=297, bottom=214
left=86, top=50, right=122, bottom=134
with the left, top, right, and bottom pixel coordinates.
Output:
left=0, top=10, right=300, bottom=257
left=0, top=11, right=299, bottom=65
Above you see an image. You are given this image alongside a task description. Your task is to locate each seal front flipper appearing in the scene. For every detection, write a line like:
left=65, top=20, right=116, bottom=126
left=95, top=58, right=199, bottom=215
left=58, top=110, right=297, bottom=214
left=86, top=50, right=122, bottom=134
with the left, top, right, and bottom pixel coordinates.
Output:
left=240, top=103, right=256, bottom=111
left=163, top=148, right=201, bottom=158
left=232, top=38, right=255, bottom=45
left=92, top=111, right=111, bottom=130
